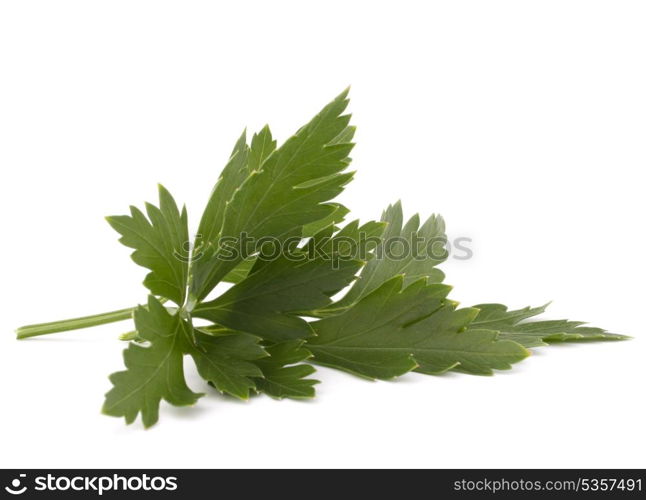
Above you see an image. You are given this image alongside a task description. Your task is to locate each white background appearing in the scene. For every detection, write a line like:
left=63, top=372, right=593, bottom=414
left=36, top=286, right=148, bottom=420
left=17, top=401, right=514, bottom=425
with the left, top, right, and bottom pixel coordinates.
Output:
left=1, top=1, right=644, bottom=468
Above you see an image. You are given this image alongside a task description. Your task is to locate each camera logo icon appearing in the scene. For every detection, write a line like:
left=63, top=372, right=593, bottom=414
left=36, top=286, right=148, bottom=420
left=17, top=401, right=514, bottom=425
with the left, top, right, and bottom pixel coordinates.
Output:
left=4, top=474, right=27, bottom=495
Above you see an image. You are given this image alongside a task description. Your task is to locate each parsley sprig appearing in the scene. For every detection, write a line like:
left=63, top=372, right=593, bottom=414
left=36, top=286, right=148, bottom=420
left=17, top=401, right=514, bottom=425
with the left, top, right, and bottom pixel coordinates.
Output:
left=16, top=90, right=629, bottom=427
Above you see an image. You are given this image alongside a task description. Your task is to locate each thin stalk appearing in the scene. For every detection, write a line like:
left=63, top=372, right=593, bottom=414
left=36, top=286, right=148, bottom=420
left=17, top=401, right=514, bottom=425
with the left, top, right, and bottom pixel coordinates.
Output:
left=16, top=306, right=135, bottom=339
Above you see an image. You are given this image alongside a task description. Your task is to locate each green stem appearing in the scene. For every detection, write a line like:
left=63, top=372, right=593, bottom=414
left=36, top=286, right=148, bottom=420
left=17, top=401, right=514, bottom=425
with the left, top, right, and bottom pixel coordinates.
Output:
left=16, top=306, right=136, bottom=339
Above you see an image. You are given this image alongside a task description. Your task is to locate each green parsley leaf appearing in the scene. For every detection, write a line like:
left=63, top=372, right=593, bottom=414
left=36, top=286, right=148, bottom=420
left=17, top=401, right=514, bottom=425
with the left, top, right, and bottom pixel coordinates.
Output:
left=195, top=129, right=252, bottom=251
left=469, top=303, right=630, bottom=348
left=102, top=296, right=202, bottom=428
left=253, top=341, right=319, bottom=399
left=106, top=185, right=189, bottom=306
left=187, top=328, right=266, bottom=400
left=191, top=89, right=355, bottom=301
left=322, top=202, right=447, bottom=314
left=196, top=126, right=278, bottom=258
left=307, top=276, right=529, bottom=379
